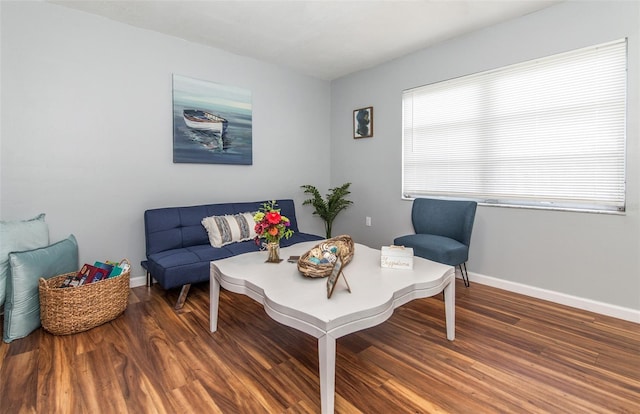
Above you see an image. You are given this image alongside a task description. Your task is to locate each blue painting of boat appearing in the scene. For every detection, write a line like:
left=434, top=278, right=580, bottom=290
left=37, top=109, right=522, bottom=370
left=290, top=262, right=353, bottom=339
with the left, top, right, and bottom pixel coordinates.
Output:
left=173, top=74, right=252, bottom=165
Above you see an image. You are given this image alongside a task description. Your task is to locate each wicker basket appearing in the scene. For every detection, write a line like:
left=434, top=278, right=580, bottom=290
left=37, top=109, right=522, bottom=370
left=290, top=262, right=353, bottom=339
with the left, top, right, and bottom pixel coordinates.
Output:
left=38, top=262, right=130, bottom=335
left=297, top=235, right=355, bottom=278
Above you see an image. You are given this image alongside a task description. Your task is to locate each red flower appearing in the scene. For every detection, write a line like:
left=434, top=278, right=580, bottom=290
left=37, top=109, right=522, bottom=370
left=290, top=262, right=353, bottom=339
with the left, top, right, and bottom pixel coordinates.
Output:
left=253, top=201, right=294, bottom=244
left=266, top=211, right=281, bottom=224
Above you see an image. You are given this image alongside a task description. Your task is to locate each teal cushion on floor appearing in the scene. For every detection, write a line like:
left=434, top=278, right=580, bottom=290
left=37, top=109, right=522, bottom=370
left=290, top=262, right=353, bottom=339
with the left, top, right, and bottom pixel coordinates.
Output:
left=0, top=214, right=49, bottom=307
left=3, top=234, right=78, bottom=343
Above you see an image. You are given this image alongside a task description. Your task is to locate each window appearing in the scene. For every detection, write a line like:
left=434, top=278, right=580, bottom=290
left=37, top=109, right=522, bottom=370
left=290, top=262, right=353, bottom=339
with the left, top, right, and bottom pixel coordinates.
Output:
left=402, top=39, right=627, bottom=213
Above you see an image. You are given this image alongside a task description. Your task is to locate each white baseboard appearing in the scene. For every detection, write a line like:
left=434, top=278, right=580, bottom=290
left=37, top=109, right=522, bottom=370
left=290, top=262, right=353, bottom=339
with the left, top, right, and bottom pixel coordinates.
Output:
left=129, top=271, right=639, bottom=324
left=130, top=275, right=147, bottom=288
left=463, top=272, right=640, bottom=324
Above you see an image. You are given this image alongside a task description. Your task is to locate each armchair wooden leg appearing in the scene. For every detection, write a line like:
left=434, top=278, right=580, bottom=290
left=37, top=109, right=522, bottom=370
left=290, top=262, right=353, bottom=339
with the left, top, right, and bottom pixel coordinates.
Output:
left=458, top=263, right=470, bottom=287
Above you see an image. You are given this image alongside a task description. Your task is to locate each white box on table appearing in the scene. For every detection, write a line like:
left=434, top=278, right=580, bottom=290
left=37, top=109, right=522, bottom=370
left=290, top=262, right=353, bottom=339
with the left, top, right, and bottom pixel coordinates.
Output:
left=380, top=245, right=414, bottom=270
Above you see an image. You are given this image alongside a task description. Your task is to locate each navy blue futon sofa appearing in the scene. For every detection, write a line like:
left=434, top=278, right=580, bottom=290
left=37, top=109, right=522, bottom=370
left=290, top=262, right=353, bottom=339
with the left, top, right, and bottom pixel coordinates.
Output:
left=143, top=199, right=322, bottom=309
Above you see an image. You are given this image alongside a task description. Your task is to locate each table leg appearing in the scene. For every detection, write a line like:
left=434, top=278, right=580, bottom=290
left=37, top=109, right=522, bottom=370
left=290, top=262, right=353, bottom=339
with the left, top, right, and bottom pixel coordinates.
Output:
left=444, top=277, right=455, bottom=341
left=318, top=334, right=336, bottom=414
left=210, top=276, right=220, bottom=332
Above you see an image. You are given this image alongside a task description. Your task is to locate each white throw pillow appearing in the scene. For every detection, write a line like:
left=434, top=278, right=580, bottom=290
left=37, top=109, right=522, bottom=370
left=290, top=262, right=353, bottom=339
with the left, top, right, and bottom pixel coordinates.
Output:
left=202, top=212, right=257, bottom=248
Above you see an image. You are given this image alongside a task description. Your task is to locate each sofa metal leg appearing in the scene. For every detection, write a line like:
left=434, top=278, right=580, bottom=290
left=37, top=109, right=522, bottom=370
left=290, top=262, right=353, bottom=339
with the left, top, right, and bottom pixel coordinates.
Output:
left=458, top=263, right=470, bottom=287
left=146, top=271, right=153, bottom=287
left=175, top=284, right=191, bottom=310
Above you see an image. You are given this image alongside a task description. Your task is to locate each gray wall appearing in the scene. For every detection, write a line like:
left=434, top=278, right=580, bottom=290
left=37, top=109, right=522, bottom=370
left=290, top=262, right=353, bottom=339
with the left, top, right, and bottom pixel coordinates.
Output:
left=330, top=0, right=640, bottom=311
left=0, top=1, right=329, bottom=277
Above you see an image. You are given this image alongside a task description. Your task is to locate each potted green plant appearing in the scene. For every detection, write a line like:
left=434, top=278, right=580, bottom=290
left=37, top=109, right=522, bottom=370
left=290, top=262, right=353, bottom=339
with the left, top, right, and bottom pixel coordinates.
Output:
left=301, top=183, right=353, bottom=239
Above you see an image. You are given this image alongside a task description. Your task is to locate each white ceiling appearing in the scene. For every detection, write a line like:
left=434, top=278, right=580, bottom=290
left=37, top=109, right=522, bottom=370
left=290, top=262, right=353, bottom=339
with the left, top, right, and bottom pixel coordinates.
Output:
left=50, top=0, right=559, bottom=80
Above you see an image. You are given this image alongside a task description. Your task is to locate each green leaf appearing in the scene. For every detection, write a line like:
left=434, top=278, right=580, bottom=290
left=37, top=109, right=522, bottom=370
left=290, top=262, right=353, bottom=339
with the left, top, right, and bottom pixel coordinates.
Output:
left=301, top=183, right=352, bottom=238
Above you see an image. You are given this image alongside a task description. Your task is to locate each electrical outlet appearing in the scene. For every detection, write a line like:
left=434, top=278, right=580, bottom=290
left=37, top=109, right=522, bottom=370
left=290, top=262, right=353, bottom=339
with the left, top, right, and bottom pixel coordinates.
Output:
left=366, top=216, right=372, bottom=227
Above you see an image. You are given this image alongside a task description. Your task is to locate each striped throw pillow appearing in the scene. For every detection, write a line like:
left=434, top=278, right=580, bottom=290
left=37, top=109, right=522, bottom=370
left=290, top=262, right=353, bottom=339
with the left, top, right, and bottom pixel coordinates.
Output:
left=201, top=212, right=257, bottom=248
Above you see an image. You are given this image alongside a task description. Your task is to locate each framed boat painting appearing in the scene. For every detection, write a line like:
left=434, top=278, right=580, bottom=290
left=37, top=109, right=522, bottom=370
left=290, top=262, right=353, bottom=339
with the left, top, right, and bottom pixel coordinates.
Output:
left=172, top=74, right=252, bottom=165
left=353, top=106, right=373, bottom=139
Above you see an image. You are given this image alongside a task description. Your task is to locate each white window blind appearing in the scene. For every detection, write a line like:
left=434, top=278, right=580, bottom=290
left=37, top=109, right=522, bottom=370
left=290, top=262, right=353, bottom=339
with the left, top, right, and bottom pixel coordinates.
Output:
left=402, top=39, right=627, bottom=213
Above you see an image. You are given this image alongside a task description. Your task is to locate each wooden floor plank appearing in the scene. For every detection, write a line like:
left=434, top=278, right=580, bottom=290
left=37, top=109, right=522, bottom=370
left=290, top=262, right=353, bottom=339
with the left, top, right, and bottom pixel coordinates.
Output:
left=1, top=350, right=38, bottom=413
left=169, top=379, right=224, bottom=414
left=1, top=278, right=639, bottom=413
left=35, top=333, right=78, bottom=413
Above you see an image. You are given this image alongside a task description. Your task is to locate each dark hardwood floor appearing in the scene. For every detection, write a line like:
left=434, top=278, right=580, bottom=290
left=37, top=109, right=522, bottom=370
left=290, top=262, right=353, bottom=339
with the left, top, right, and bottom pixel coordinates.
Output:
left=1, top=279, right=639, bottom=413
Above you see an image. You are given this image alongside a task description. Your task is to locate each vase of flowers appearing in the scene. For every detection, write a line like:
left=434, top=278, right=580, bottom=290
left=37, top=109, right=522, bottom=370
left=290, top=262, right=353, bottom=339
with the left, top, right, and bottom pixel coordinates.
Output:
left=253, top=200, right=294, bottom=263
left=266, top=242, right=280, bottom=263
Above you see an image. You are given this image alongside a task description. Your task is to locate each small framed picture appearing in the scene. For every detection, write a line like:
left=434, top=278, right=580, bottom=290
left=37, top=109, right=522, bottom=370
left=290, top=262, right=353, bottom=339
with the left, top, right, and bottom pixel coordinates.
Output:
left=327, top=255, right=351, bottom=298
left=353, top=106, right=373, bottom=139
left=327, top=256, right=343, bottom=298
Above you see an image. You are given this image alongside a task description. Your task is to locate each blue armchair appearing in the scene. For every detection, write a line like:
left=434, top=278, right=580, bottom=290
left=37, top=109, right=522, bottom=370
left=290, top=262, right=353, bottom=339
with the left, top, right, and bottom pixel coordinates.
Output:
left=393, top=198, right=477, bottom=287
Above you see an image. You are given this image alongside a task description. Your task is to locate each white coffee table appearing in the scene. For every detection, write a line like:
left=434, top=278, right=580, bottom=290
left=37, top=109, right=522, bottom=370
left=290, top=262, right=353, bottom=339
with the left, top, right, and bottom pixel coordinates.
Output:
left=210, top=241, right=455, bottom=414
